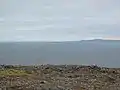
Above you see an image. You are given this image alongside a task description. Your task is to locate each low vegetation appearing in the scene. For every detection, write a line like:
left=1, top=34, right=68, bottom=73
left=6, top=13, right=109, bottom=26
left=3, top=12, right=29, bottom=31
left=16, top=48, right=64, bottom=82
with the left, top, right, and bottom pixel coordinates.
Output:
left=0, top=69, right=30, bottom=76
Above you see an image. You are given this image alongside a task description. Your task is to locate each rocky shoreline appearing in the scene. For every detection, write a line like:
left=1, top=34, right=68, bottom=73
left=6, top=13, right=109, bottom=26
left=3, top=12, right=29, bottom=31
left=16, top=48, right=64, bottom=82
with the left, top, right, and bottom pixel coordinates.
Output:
left=0, top=65, right=120, bottom=90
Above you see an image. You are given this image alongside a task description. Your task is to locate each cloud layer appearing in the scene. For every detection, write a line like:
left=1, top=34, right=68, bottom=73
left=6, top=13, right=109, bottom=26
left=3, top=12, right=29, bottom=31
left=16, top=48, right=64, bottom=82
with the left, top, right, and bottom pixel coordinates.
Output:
left=0, top=0, right=120, bottom=41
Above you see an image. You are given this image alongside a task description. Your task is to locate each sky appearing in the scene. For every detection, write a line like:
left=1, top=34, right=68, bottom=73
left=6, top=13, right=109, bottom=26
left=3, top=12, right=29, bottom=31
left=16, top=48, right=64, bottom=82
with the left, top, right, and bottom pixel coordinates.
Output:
left=0, top=0, right=120, bottom=41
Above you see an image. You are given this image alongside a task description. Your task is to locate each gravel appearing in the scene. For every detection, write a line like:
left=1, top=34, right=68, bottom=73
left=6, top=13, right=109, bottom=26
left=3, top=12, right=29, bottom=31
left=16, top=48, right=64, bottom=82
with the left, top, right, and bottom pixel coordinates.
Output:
left=0, top=65, right=120, bottom=90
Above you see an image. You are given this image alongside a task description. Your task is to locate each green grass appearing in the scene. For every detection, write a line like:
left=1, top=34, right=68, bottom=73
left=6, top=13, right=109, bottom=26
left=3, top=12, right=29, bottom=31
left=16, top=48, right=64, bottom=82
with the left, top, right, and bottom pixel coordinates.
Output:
left=0, top=69, right=30, bottom=76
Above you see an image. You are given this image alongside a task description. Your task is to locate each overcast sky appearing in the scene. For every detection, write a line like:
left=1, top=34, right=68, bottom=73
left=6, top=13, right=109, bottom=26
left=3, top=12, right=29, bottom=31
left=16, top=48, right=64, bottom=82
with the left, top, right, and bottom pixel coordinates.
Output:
left=0, top=0, right=120, bottom=41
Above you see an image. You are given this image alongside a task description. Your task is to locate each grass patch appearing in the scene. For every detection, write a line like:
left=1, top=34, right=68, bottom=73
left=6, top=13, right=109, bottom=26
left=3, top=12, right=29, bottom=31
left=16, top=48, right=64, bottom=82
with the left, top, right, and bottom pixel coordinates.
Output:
left=0, top=69, right=30, bottom=76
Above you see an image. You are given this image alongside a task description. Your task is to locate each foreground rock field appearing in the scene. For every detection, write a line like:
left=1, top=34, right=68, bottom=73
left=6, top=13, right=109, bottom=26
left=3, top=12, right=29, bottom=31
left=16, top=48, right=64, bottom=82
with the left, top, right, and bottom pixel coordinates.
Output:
left=0, top=65, right=120, bottom=90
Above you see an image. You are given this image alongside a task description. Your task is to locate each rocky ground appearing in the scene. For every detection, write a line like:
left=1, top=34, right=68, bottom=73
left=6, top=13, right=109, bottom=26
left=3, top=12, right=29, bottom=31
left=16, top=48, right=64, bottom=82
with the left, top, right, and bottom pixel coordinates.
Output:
left=0, top=65, right=120, bottom=90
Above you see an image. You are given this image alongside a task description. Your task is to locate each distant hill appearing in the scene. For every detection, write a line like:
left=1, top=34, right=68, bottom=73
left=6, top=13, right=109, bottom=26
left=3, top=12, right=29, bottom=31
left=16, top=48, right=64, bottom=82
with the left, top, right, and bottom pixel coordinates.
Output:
left=0, top=39, right=120, bottom=67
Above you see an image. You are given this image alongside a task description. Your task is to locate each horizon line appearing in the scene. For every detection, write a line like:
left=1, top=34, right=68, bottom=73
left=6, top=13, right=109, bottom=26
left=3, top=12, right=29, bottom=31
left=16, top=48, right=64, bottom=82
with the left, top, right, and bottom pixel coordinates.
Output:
left=0, top=38, right=120, bottom=42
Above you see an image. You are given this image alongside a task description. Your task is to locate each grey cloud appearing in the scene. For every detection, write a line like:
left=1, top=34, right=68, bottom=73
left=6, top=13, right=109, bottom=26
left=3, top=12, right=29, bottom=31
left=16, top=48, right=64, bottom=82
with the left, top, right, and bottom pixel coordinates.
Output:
left=0, top=0, right=120, bottom=41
